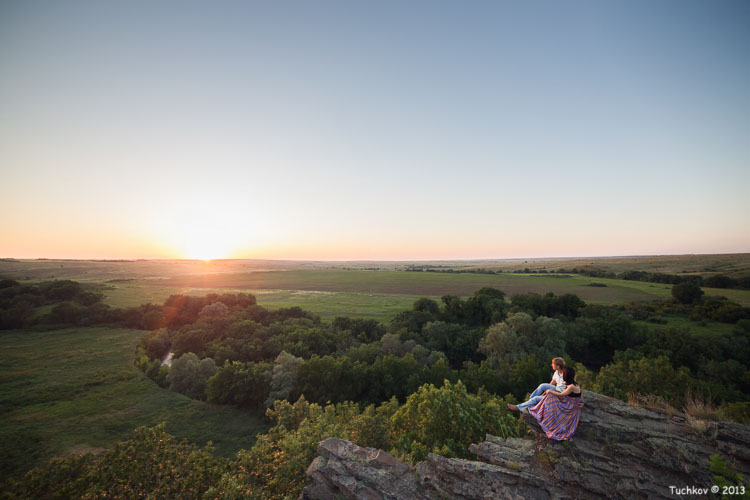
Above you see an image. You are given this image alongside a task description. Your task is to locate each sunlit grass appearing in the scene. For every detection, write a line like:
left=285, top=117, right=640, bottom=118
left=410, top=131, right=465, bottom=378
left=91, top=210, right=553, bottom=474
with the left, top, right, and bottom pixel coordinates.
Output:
left=0, top=327, right=268, bottom=481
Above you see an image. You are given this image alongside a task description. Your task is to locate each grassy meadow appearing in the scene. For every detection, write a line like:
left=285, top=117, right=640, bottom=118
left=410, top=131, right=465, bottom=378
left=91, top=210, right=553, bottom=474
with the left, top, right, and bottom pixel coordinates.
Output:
left=96, top=270, right=750, bottom=314
left=0, top=326, right=267, bottom=482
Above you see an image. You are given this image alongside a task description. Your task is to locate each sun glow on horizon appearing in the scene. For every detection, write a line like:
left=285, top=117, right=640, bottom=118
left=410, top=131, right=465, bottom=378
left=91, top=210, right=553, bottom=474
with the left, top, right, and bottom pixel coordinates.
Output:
left=149, top=197, right=264, bottom=261
left=183, top=238, right=229, bottom=261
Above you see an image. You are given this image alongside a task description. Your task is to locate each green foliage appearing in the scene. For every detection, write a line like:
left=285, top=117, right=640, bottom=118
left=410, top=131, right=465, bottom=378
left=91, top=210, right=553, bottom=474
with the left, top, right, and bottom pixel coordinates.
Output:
left=721, top=402, right=750, bottom=425
left=438, top=288, right=508, bottom=326
left=691, top=296, right=749, bottom=324
left=140, top=327, right=171, bottom=359
left=4, top=425, right=227, bottom=500
left=710, top=455, right=750, bottom=500
left=459, top=360, right=511, bottom=395
left=390, top=380, right=520, bottom=463
left=591, top=356, right=700, bottom=407
left=672, top=282, right=704, bottom=304
left=420, top=321, right=485, bottom=367
left=207, top=396, right=399, bottom=500
left=390, top=309, right=436, bottom=333
left=332, top=316, right=385, bottom=341
left=206, top=360, right=272, bottom=408
left=479, top=312, right=566, bottom=368
left=167, top=353, right=218, bottom=400
left=413, top=297, right=440, bottom=314
left=566, top=305, right=644, bottom=369
left=264, top=351, right=304, bottom=407
left=510, top=292, right=585, bottom=319
left=704, top=275, right=736, bottom=289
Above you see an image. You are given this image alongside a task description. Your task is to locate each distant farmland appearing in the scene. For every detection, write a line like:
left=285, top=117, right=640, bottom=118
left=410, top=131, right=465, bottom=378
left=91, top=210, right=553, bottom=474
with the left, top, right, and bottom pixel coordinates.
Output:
left=133, top=269, right=674, bottom=303
left=2, top=256, right=748, bottom=323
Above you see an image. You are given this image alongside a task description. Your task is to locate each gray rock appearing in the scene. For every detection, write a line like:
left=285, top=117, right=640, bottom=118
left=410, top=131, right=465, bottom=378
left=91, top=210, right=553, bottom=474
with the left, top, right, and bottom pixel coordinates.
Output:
left=301, top=390, right=750, bottom=500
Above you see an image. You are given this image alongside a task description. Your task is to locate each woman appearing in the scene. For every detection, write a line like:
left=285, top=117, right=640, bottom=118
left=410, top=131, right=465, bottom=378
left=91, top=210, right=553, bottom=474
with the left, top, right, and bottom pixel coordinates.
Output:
left=542, top=366, right=581, bottom=399
left=528, top=367, right=584, bottom=441
left=507, top=357, right=566, bottom=413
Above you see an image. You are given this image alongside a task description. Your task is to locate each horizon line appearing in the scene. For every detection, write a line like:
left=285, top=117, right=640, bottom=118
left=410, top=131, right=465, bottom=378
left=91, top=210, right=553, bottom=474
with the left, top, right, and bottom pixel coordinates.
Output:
left=2, top=251, right=748, bottom=263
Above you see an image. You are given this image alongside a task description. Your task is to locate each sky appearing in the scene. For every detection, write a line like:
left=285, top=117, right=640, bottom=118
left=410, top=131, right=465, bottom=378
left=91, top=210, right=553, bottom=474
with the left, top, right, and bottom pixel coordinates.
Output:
left=1, top=0, right=748, bottom=260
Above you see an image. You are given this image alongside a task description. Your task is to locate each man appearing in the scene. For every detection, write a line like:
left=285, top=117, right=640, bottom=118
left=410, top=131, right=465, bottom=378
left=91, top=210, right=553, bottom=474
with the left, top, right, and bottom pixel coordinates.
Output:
left=508, top=357, right=566, bottom=413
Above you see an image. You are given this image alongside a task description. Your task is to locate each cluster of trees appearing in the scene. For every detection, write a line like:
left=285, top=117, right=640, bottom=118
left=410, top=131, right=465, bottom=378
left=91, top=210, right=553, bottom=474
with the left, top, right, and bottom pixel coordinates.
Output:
left=139, top=288, right=576, bottom=406
left=135, top=283, right=750, bottom=415
left=0, top=278, right=261, bottom=332
left=703, top=274, right=750, bottom=290
left=405, top=267, right=503, bottom=275
left=558, top=267, right=750, bottom=290
left=0, top=279, right=105, bottom=329
left=667, top=283, right=749, bottom=324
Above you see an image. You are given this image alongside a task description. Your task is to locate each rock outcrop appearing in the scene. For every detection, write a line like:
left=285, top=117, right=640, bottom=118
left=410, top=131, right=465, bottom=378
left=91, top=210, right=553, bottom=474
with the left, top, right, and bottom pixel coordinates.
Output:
left=301, top=391, right=750, bottom=499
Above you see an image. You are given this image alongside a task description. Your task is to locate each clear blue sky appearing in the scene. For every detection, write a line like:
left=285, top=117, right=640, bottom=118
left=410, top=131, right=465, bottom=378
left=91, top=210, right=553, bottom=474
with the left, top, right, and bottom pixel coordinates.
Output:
left=1, top=1, right=748, bottom=259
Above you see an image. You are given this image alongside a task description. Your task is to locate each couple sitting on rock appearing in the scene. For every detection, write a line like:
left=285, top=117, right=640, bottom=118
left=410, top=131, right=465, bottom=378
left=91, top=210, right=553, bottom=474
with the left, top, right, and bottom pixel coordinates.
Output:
left=508, top=357, right=583, bottom=440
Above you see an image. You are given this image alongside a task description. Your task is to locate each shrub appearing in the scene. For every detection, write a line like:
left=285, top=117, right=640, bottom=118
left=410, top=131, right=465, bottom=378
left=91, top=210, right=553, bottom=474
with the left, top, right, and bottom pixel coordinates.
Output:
left=672, top=282, right=704, bottom=304
left=721, top=402, right=750, bottom=425
left=5, top=425, right=226, bottom=500
left=390, top=379, right=520, bottom=463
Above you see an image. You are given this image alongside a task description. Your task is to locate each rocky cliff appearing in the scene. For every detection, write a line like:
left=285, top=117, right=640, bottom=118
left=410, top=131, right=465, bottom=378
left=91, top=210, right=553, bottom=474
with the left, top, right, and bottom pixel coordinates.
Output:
left=301, top=391, right=750, bottom=499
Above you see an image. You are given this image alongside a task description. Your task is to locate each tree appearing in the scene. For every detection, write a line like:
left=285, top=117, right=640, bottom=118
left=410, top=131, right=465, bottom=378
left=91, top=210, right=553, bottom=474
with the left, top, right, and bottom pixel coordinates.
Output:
left=672, top=282, right=704, bottom=304
left=207, top=360, right=271, bottom=408
left=167, top=353, right=217, bottom=400
left=704, top=275, right=735, bottom=289
left=413, top=297, right=440, bottom=315
left=566, top=305, right=643, bottom=369
left=479, top=312, right=566, bottom=367
left=265, top=351, right=303, bottom=407
left=420, top=321, right=484, bottom=367
left=199, top=301, right=230, bottom=321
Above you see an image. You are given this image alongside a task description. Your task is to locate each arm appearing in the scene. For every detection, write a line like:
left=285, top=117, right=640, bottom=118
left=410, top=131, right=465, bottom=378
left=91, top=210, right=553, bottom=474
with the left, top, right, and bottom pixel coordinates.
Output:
left=545, top=385, right=575, bottom=397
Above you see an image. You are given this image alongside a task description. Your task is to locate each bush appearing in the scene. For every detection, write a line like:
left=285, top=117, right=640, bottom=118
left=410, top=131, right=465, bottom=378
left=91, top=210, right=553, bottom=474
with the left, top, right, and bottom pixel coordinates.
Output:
left=592, top=356, right=701, bottom=407
left=710, top=455, right=750, bottom=499
left=672, top=282, right=704, bottom=304
left=207, top=396, right=399, bottom=500
left=721, top=402, right=750, bottom=425
left=5, top=425, right=226, bottom=500
left=390, top=379, right=520, bottom=463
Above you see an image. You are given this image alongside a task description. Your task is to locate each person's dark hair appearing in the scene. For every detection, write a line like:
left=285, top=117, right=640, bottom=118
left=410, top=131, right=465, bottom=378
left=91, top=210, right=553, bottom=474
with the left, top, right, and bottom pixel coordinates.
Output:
left=563, top=367, right=577, bottom=386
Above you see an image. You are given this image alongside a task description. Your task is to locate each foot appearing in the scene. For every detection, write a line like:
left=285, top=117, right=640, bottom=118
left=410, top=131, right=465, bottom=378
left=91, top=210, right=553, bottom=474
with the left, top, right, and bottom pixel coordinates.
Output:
left=507, top=404, right=519, bottom=411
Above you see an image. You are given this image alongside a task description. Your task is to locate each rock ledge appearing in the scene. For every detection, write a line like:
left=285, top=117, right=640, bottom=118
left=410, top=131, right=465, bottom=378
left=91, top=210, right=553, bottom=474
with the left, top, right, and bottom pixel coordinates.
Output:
left=301, top=391, right=750, bottom=500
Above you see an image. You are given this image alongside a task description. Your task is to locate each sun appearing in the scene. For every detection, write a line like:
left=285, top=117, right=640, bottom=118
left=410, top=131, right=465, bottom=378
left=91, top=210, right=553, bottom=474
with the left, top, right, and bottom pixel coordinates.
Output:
left=182, top=231, right=234, bottom=260
left=150, top=196, right=264, bottom=260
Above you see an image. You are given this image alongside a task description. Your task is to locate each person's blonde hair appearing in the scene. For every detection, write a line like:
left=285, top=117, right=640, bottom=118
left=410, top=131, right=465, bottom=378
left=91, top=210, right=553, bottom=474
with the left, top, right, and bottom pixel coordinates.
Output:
left=552, top=357, right=566, bottom=369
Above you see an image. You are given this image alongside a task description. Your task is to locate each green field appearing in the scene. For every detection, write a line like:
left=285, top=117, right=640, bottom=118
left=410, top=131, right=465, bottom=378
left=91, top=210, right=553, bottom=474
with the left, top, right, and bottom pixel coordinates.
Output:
left=98, top=283, right=432, bottom=322
left=2, top=258, right=749, bottom=318
left=123, top=269, right=750, bottom=307
left=92, top=271, right=694, bottom=322
left=3, top=258, right=749, bottom=322
left=0, top=327, right=268, bottom=482
left=634, top=315, right=738, bottom=338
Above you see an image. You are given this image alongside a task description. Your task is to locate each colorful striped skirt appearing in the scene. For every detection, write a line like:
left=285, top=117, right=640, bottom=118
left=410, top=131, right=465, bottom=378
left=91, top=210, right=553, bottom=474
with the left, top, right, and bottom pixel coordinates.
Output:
left=528, top=393, right=584, bottom=441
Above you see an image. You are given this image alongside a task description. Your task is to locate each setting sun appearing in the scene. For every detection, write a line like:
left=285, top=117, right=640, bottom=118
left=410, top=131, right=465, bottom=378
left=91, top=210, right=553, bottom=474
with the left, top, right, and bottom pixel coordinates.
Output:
left=184, top=238, right=227, bottom=261
left=149, top=199, right=259, bottom=261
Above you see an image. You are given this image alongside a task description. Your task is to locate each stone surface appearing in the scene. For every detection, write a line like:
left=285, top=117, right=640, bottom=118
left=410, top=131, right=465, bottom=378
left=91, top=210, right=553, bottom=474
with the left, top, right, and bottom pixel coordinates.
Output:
left=301, top=391, right=750, bottom=500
